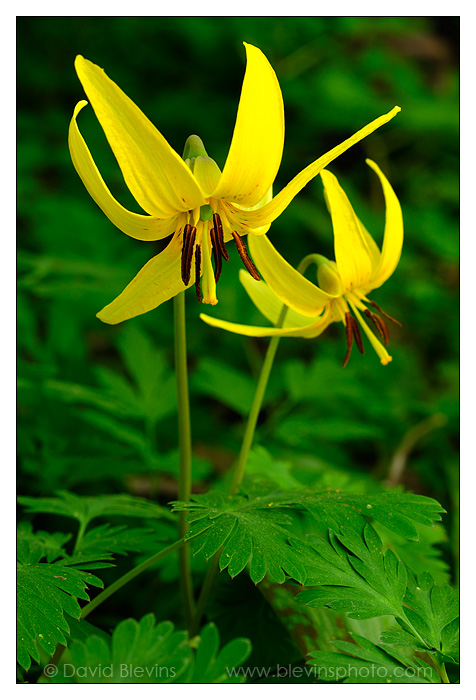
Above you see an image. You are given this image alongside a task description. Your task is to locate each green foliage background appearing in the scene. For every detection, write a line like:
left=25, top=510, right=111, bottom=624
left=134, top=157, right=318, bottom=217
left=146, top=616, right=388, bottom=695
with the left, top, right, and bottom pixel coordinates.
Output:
left=18, top=15, right=459, bottom=639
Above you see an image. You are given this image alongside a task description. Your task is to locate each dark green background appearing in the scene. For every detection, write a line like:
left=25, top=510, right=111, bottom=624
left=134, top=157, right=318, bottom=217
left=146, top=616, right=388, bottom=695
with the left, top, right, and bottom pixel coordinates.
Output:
left=18, top=17, right=459, bottom=575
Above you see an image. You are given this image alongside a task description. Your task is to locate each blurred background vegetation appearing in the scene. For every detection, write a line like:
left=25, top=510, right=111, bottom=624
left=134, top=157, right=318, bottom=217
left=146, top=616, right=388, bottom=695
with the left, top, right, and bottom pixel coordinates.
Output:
left=18, top=16, right=459, bottom=624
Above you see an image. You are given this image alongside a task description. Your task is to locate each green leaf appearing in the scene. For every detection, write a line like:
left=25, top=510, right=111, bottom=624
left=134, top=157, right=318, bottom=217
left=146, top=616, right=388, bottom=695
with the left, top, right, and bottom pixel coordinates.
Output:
left=75, top=523, right=168, bottom=558
left=171, top=489, right=311, bottom=585
left=171, top=480, right=445, bottom=583
left=42, top=378, right=143, bottom=418
left=287, top=490, right=445, bottom=540
left=62, top=615, right=251, bottom=684
left=18, top=491, right=174, bottom=531
left=117, top=325, right=176, bottom=423
left=17, top=521, right=72, bottom=563
left=190, top=622, right=252, bottom=683
left=67, top=615, right=190, bottom=683
left=17, top=540, right=103, bottom=671
left=295, top=524, right=408, bottom=621
left=308, top=634, right=440, bottom=683
left=393, top=572, right=459, bottom=662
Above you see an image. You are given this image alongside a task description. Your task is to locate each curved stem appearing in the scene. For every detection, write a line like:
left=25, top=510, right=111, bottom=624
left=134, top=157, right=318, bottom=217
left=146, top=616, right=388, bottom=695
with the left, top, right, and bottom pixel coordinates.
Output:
left=173, top=291, right=196, bottom=628
left=81, top=538, right=186, bottom=619
left=230, top=305, right=288, bottom=493
left=230, top=252, right=314, bottom=493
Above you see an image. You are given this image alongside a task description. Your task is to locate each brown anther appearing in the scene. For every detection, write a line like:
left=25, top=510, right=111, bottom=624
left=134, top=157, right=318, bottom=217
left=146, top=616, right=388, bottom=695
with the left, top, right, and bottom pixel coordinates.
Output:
left=194, top=245, right=202, bottom=302
left=210, top=227, right=223, bottom=283
left=343, top=312, right=354, bottom=367
left=213, top=213, right=229, bottom=261
left=230, top=230, right=260, bottom=281
left=180, top=224, right=196, bottom=286
left=350, top=316, right=365, bottom=354
left=364, top=309, right=389, bottom=345
left=369, top=300, right=402, bottom=327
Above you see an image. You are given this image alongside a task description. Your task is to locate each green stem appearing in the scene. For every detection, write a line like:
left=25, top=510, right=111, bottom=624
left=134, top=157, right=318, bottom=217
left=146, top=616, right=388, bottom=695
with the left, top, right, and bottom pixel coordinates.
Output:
left=81, top=538, right=186, bottom=620
left=73, top=519, right=88, bottom=555
left=438, top=661, right=450, bottom=684
left=189, top=550, right=221, bottom=636
left=230, top=251, right=315, bottom=493
left=230, top=305, right=288, bottom=493
left=173, top=291, right=195, bottom=628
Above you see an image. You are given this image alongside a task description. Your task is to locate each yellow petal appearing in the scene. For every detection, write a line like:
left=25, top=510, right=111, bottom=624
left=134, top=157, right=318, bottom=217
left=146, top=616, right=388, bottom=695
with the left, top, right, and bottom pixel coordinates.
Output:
left=248, top=235, right=335, bottom=316
left=193, top=156, right=222, bottom=199
left=356, top=217, right=381, bottom=277
left=200, top=305, right=332, bottom=339
left=321, top=169, right=374, bottom=293
left=365, top=159, right=404, bottom=290
left=74, top=56, right=205, bottom=218
left=97, top=235, right=187, bottom=324
left=235, top=106, right=401, bottom=228
left=239, top=270, right=316, bottom=328
left=212, top=43, right=284, bottom=208
left=69, top=101, right=178, bottom=241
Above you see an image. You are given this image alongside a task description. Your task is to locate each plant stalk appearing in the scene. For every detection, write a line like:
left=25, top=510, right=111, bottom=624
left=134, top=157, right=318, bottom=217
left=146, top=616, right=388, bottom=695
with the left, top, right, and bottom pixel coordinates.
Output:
left=173, top=291, right=196, bottom=628
left=81, top=538, right=186, bottom=619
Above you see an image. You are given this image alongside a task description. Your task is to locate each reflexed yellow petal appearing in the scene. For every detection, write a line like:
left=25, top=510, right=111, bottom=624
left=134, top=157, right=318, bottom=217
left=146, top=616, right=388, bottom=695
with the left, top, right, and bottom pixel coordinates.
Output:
left=75, top=56, right=205, bottom=218
left=235, top=106, right=401, bottom=228
left=69, top=101, right=178, bottom=241
left=249, top=235, right=335, bottom=316
left=200, top=305, right=332, bottom=338
left=356, top=217, right=381, bottom=276
left=321, top=169, right=374, bottom=292
left=97, top=235, right=187, bottom=324
left=365, top=159, right=404, bottom=290
left=239, top=270, right=317, bottom=328
left=212, top=43, right=284, bottom=207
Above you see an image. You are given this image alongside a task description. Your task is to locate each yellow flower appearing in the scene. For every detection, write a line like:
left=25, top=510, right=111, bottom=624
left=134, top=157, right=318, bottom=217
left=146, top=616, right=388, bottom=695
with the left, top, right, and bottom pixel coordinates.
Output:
left=69, top=43, right=400, bottom=324
left=201, top=160, right=403, bottom=367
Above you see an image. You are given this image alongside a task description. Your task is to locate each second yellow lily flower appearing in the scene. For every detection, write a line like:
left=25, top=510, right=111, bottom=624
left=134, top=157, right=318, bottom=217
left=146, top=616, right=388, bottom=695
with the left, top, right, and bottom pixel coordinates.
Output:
left=201, top=160, right=404, bottom=367
left=69, top=42, right=400, bottom=324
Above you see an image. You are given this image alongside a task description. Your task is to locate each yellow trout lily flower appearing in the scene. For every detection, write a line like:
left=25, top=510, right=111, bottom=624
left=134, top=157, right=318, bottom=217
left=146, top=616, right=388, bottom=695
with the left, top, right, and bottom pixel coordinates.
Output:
left=201, top=160, right=403, bottom=367
left=69, top=43, right=400, bottom=324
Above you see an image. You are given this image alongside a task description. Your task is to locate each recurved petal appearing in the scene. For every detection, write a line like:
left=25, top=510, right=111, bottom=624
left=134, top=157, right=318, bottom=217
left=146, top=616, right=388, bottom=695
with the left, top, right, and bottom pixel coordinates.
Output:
left=239, top=270, right=317, bottom=328
left=235, top=106, right=401, bottom=228
left=200, top=305, right=332, bottom=339
left=74, top=56, right=205, bottom=218
left=97, top=235, right=188, bottom=324
left=248, top=234, right=335, bottom=317
left=321, top=169, right=375, bottom=292
left=212, top=43, right=284, bottom=208
left=365, top=159, right=404, bottom=289
left=69, top=101, right=178, bottom=241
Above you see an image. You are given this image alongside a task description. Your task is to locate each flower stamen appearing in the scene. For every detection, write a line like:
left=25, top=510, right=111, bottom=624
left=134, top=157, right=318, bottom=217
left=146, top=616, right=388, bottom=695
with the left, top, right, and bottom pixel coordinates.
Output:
left=369, top=300, right=402, bottom=327
left=343, top=312, right=354, bottom=368
left=181, top=224, right=197, bottom=286
left=364, top=309, right=389, bottom=345
left=230, top=231, right=260, bottom=281
left=210, top=227, right=223, bottom=283
left=213, top=213, right=229, bottom=261
left=350, top=315, right=365, bottom=354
